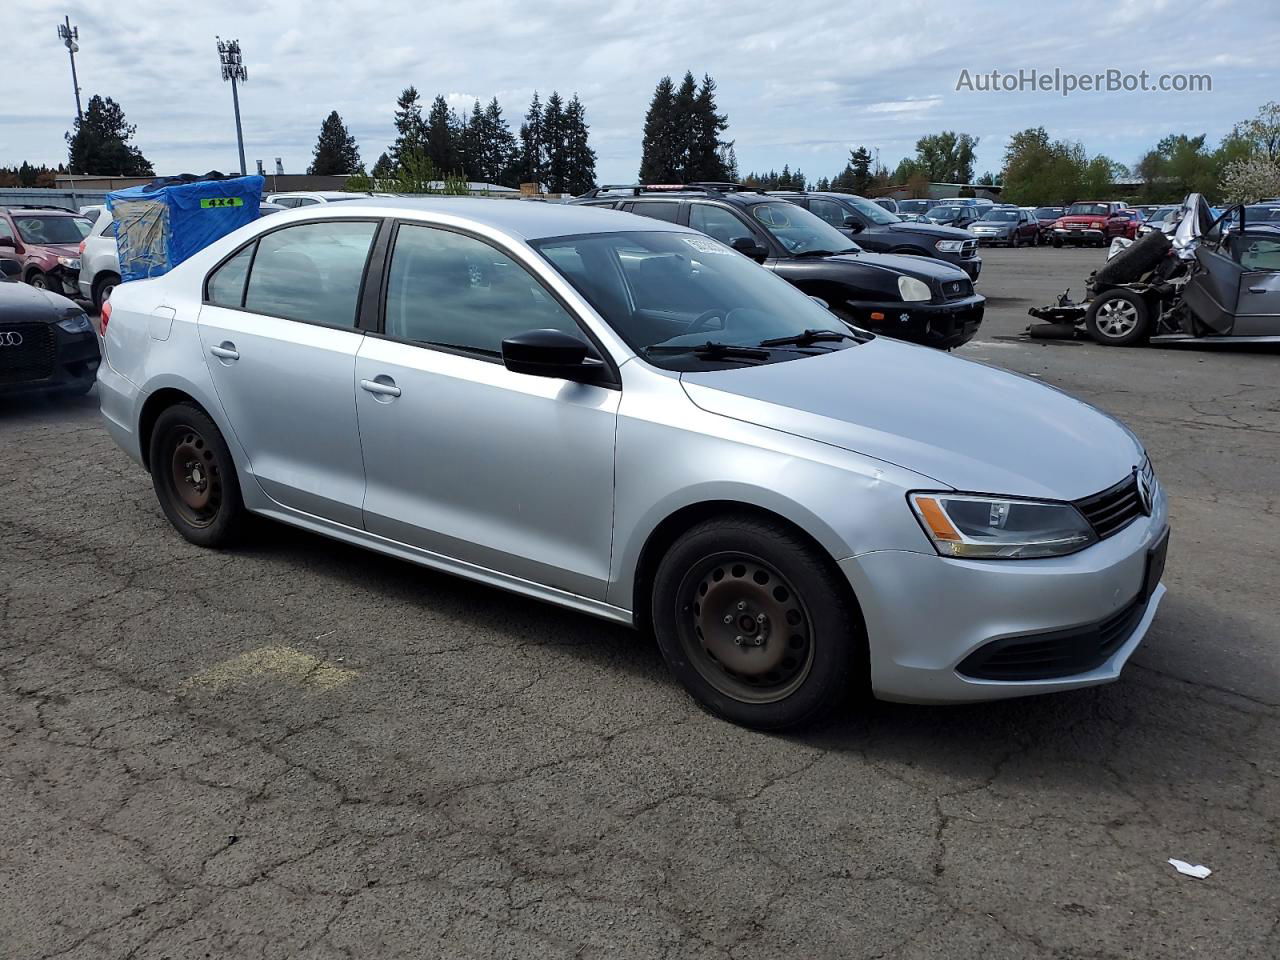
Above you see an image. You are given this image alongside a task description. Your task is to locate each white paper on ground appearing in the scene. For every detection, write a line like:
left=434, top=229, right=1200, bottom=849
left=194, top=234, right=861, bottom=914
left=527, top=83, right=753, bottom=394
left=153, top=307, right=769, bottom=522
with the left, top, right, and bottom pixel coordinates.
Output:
left=1168, top=858, right=1212, bottom=879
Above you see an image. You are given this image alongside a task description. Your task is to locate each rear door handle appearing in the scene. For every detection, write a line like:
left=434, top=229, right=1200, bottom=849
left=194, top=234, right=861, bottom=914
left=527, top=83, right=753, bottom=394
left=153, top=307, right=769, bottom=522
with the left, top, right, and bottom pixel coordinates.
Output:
left=360, top=377, right=401, bottom=398
left=210, top=342, right=239, bottom=361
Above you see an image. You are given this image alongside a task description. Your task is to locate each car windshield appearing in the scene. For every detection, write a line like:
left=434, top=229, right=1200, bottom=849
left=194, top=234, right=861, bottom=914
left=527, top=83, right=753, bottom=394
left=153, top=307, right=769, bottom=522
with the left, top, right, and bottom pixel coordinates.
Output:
left=839, top=195, right=900, bottom=226
left=1034, top=207, right=1063, bottom=219
left=747, top=202, right=858, bottom=255
left=1244, top=205, right=1280, bottom=222
left=1146, top=207, right=1178, bottom=222
left=927, top=206, right=967, bottom=223
left=898, top=200, right=932, bottom=213
left=979, top=210, right=1019, bottom=222
left=1066, top=203, right=1110, bottom=217
left=13, top=215, right=92, bottom=244
left=531, top=230, right=855, bottom=370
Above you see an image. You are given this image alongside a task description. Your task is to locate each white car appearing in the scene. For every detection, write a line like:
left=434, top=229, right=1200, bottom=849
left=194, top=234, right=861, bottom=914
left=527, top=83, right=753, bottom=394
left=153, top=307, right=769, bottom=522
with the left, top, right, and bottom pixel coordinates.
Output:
left=265, top=191, right=371, bottom=208
left=78, top=209, right=122, bottom=310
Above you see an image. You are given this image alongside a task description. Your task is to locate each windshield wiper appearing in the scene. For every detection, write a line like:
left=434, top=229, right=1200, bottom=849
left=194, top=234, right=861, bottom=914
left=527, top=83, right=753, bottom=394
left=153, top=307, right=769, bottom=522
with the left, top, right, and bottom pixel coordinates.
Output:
left=644, top=341, right=771, bottom=361
left=793, top=248, right=857, bottom=259
left=758, top=328, right=857, bottom=348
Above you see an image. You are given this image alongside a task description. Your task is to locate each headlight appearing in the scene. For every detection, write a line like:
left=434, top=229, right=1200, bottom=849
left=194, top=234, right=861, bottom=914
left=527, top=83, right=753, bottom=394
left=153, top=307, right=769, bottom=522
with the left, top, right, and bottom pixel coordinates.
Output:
left=909, top=492, right=1097, bottom=559
left=57, top=256, right=81, bottom=270
left=934, top=240, right=966, bottom=253
left=897, top=276, right=932, bottom=302
left=57, top=313, right=93, bottom=334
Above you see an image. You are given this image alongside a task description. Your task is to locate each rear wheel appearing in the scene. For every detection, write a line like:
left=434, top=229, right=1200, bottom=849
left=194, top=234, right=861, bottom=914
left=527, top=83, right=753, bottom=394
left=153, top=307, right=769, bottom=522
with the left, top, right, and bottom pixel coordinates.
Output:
left=149, top=404, right=245, bottom=547
left=651, top=515, right=865, bottom=730
left=1085, top=289, right=1151, bottom=346
left=92, top=273, right=119, bottom=311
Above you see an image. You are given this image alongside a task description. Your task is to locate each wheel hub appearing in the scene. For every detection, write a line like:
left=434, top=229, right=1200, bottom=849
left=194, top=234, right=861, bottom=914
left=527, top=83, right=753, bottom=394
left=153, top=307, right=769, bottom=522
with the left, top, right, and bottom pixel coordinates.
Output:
left=169, top=432, right=218, bottom=514
left=689, top=559, right=807, bottom=684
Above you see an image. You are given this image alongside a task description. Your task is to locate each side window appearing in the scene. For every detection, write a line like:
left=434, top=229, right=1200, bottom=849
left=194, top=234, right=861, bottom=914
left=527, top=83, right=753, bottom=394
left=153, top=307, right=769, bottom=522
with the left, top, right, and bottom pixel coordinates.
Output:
left=0, top=218, right=14, bottom=243
left=98, top=216, right=116, bottom=237
left=272, top=197, right=297, bottom=208
left=808, top=198, right=848, bottom=228
left=384, top=224, right=584, bottom=357
left=630, top=202, right=681, bottom=223
left=243, top=220, right=377, bottom=327
left=296, top=198, right=321, bottom=206
left=688, top=204, right=755, bottom=246
left=1240, top=237, right=1280, bottom=271
left=206, top=244, right=255, bottom=307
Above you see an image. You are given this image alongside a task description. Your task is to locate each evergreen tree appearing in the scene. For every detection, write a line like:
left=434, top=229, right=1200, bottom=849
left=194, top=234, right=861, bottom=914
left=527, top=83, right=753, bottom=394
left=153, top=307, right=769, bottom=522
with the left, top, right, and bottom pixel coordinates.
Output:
left=848, top=147, right=872, bottom=194
left=390, top=87, right=426, bottom=169
left=562, top=94, right=597, bottom=195
left=519, top=92, right=546, bottom=185
left=639, top=76, right=679, bottom=182
left=720, top=143, right=739, bottom=182
left=371, top=152, right=393, bottom=177
left=672, top=72, right=699, bottom=181
left=65, top=95, right=153, bottom=176
left=482, top=97, right=518, bottom=185
left=542, top=91, right=567, bottom=193
left=690, top=74, right=729, bottom=181
left=307, top=111, right=361, bottom=175
left=463, top=101, right=486, bottom=181
left=425, top=95, right=458, bottom=175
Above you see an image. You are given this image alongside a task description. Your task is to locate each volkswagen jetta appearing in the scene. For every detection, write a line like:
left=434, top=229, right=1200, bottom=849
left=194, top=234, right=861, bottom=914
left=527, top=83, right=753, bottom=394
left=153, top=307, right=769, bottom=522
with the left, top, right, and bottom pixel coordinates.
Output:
left=96, top=199, right=1169, bottom=729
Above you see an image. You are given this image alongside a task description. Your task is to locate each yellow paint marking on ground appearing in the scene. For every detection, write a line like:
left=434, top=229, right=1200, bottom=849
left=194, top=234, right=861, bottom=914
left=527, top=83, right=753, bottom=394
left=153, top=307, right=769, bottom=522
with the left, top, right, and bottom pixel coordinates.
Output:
left=180, top=646, right=356, bottom=694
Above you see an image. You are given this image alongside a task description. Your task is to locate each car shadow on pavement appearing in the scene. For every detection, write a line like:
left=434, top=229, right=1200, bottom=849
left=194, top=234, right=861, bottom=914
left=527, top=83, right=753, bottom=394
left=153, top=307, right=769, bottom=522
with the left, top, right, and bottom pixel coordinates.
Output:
left=0, top=388, right=98, bottom=424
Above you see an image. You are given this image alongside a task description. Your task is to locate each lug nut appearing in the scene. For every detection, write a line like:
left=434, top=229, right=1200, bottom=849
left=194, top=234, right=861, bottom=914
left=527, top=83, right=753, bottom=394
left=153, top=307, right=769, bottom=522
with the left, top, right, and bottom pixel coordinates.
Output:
left=723, top=615, right=733, bottom=624
left=756, top=613, right=766, bottom=623
left=737, top=601, right=747, bottom=611
left=734, top=636, right=744, bottom=646
left=754, top=636, right=765, bottom=647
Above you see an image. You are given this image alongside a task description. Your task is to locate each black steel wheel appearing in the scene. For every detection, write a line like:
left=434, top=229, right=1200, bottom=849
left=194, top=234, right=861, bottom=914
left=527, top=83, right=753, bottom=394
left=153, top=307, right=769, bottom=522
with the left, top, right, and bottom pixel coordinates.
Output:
left=149, top=403, right=245, bottom=546
left=652, top=515, right=866, bottom=730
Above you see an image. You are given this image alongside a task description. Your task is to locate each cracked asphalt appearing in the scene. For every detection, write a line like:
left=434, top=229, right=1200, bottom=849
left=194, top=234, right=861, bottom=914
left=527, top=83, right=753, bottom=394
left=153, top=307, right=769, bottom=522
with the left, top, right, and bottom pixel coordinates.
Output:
left=2, top=246, right=1277, bottom=959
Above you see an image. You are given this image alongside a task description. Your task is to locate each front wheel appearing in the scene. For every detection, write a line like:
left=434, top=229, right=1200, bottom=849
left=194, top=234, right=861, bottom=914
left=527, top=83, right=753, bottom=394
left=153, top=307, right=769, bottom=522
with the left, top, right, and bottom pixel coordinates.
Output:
left=149, top=403, right=246, bottom=547
left=1051, top=237, right=1062, bottom=248
left=1085, top=289, right=1151, bottom=346
left=27, top=271, right=49, bottom=290
left=651, top=515, right=865, bottom=730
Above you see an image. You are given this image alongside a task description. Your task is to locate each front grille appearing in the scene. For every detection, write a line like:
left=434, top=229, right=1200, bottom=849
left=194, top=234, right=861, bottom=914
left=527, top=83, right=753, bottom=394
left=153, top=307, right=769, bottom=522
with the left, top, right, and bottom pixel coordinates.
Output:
left=1074, top=472, right=1144, bottom=540
left=959, top=239, right=978, bottom=257
left=0, top=323, right=55, bottom=385
left=943, top=279, right=973, bottom=300
left=957, top=595, right=1146, bottom=681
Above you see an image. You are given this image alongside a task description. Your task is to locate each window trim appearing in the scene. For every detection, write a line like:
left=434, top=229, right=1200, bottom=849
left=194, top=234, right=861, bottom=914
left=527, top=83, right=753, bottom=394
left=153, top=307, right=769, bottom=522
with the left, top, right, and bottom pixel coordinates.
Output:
left=370, top=218, right=621, bottom=389
left=201, top=216, right=385, bottom=332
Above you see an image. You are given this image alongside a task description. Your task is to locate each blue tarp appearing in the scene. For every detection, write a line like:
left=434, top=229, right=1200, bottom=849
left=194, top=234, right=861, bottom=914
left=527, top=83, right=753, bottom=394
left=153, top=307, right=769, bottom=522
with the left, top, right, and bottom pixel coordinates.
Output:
left=107, top=175, right=263, bottom=283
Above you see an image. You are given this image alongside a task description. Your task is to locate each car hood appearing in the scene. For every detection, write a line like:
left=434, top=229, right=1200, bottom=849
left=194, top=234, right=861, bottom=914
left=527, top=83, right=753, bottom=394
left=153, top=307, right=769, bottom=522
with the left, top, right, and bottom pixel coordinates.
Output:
left=883, top=220, right=973, bottom=242
left=820, top=250, right=968, bottom=282
left=972, top=221, right=1014, bottom=231
left=679, top=338, right=1142, bottom=501
left=32, top=242, right=83, bottom=259
left=0, top=276, right=80, bottom=321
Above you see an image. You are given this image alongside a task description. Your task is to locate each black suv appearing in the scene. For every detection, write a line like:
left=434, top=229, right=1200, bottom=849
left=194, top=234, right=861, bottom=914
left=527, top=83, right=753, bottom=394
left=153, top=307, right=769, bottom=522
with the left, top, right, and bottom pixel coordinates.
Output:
left=574, top=184, right=984, bottom=349
left=769, top=191, right=981, bottom=281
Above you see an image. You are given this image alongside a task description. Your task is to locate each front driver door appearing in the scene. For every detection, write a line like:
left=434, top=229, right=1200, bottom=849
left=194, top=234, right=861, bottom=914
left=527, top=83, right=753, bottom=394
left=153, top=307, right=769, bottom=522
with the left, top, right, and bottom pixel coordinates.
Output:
left=354, top=222, right=619, bottom=600
left=1232, top=233, right=1280, bottom=336
left=198, top=218, right=380, bottom=527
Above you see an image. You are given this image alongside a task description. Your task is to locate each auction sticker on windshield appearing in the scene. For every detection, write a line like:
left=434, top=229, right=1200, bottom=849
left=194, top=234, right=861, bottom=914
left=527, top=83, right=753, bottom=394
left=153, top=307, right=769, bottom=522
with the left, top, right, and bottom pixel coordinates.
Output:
left=682, top=236, right=732, bottom=255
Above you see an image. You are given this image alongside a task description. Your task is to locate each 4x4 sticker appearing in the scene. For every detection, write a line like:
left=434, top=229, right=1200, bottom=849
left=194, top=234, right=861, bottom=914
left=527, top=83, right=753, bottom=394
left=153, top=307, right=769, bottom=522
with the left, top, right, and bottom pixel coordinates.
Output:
left=682, top=236, right=732, bottom=255
left=199, top=197, right=244, bottom=209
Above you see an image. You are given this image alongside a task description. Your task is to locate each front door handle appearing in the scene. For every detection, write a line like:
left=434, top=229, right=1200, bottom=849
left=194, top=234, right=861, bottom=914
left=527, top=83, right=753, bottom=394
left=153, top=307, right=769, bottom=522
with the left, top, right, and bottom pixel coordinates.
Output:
left=210, top=342, right=239, bottom=361
left=1248, top=286, right=1267, bottom=293
left=360, top=377, right=401, bottom=398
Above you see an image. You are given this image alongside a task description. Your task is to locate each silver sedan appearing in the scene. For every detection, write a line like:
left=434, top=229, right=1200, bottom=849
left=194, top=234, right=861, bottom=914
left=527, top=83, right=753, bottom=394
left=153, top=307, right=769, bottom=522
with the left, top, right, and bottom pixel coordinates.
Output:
left=95, top=198, right=1169, bottom=729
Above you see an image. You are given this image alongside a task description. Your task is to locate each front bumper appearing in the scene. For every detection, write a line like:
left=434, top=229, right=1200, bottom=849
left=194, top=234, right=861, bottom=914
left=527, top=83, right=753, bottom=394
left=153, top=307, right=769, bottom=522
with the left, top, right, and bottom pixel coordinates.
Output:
left=840, top=506, right=1169, bottom=704
left=44, top=264, right=82, bottom=298
left=845, top=294, right=984, bottom=350
left=946, top=254, right=981, bottom=281
left=1054, top=226, right=1104, bottom=243
left=971, top=231, right=1012, bottom=246
left=0, top=325, right=99, bottom=396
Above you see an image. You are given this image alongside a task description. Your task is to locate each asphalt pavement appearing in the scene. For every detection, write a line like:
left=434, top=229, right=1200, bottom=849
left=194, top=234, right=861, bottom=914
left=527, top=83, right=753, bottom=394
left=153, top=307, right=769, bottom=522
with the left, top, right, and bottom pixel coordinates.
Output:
left=1, top=245, right=1276, bottom=959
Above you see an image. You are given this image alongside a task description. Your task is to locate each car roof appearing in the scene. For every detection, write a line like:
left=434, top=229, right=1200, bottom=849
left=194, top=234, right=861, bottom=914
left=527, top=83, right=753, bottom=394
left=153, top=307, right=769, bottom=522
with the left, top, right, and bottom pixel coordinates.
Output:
left=267, top=191, right=369, bottom=200
left=2, top=206, right=85, bottom=215
left=269, top=196, right=696, bottom=241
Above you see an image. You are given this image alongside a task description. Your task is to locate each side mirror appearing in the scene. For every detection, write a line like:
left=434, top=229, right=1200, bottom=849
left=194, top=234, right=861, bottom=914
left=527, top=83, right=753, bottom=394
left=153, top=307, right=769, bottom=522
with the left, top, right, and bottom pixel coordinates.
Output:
left=501, top=328, right=600, bottom=382
left=0, top=258, right=20, bottom=280
left=842, top=216, right=864, bottom=233
left=0, top=235, right=15, bottom=248
left=730, top=236, right=769, bottom=261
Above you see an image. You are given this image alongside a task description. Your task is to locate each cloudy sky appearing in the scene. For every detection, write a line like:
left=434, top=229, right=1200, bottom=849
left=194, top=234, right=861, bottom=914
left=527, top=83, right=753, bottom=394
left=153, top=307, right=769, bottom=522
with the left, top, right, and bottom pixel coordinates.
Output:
left=6, top=0, right=1277, bottom=184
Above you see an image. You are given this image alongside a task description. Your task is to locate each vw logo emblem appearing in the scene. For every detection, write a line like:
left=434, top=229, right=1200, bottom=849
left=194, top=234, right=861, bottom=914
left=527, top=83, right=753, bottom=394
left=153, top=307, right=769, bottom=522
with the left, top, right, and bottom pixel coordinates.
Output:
left=1136, top=466, right=1154, bottom=516
left=0, top=331, right=23, bottom=347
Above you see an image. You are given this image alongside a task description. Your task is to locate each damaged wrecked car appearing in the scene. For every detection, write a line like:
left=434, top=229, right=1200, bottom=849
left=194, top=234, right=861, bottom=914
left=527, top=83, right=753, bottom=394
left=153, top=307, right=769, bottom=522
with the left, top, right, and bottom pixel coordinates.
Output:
left=1028, top=194, right=1280, bottom=346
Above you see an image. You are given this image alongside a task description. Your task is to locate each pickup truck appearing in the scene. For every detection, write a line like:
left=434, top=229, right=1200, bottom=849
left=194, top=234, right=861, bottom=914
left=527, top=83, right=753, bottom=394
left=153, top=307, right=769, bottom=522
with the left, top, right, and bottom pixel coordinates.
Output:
left=1049, top=202, right=1137, bottom=248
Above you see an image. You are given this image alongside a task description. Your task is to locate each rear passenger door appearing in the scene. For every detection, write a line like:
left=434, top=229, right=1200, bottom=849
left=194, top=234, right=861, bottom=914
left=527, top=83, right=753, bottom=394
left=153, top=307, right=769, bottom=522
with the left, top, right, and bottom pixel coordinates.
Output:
left=197, top=218, right=381, bottom=527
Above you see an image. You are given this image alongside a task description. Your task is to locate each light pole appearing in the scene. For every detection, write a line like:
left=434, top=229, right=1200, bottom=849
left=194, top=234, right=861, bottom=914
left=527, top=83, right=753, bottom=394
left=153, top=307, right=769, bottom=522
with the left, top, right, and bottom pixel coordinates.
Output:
left=58, top=16, right=83, bottom=121
left=216, top=37, right=248, bottom=176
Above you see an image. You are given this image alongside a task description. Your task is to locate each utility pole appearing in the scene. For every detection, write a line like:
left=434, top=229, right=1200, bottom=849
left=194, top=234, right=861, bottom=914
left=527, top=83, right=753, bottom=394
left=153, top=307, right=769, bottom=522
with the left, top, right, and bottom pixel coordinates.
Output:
left=216, top=37, right=248, bottom=176
left=58, top=16, right=83, bottom=121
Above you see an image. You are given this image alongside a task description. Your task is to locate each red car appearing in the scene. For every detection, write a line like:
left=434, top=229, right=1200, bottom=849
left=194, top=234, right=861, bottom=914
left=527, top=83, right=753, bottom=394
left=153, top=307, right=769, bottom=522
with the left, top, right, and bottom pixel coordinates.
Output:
left=1049, top=202, right=1137, bottom=248
left=0, top=206, right=94, bottom=297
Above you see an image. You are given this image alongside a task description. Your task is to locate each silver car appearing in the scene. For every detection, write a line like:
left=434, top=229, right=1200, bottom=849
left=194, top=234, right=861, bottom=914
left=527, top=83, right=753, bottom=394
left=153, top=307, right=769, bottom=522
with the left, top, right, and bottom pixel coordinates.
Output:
left=96, top=199, right=1169, bottom=729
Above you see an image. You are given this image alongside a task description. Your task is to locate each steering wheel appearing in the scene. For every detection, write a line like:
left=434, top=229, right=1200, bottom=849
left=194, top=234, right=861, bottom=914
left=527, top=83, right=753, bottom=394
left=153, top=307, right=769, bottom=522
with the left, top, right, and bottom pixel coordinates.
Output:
left=686, top=308, right=727, bottom=335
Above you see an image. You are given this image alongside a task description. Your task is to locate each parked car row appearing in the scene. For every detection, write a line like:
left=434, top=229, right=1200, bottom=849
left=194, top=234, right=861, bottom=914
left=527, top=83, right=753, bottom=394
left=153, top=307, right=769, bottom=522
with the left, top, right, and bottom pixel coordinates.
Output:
left=93, top=197, right=1169, bottom=730
left=572, top=184, right=984, bottom=349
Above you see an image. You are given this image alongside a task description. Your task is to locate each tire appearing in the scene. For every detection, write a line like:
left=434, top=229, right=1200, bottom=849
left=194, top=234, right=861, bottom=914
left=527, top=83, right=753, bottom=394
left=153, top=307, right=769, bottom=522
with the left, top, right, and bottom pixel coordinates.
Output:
left=27, top=271, right=49, bottom=290
left=1092, top=230, right=1171, bottom=289
left=1051, top=238, right=1062, bottom=248
left=650, top=514, right=865, bottom=730
left=1085, top=289, right=1151, bottom=346
left=148, top=403, right=246, bottom=547
left=1011, top=232, right=1021, bottom=248
left=92, top=273, right=120, bottom=311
